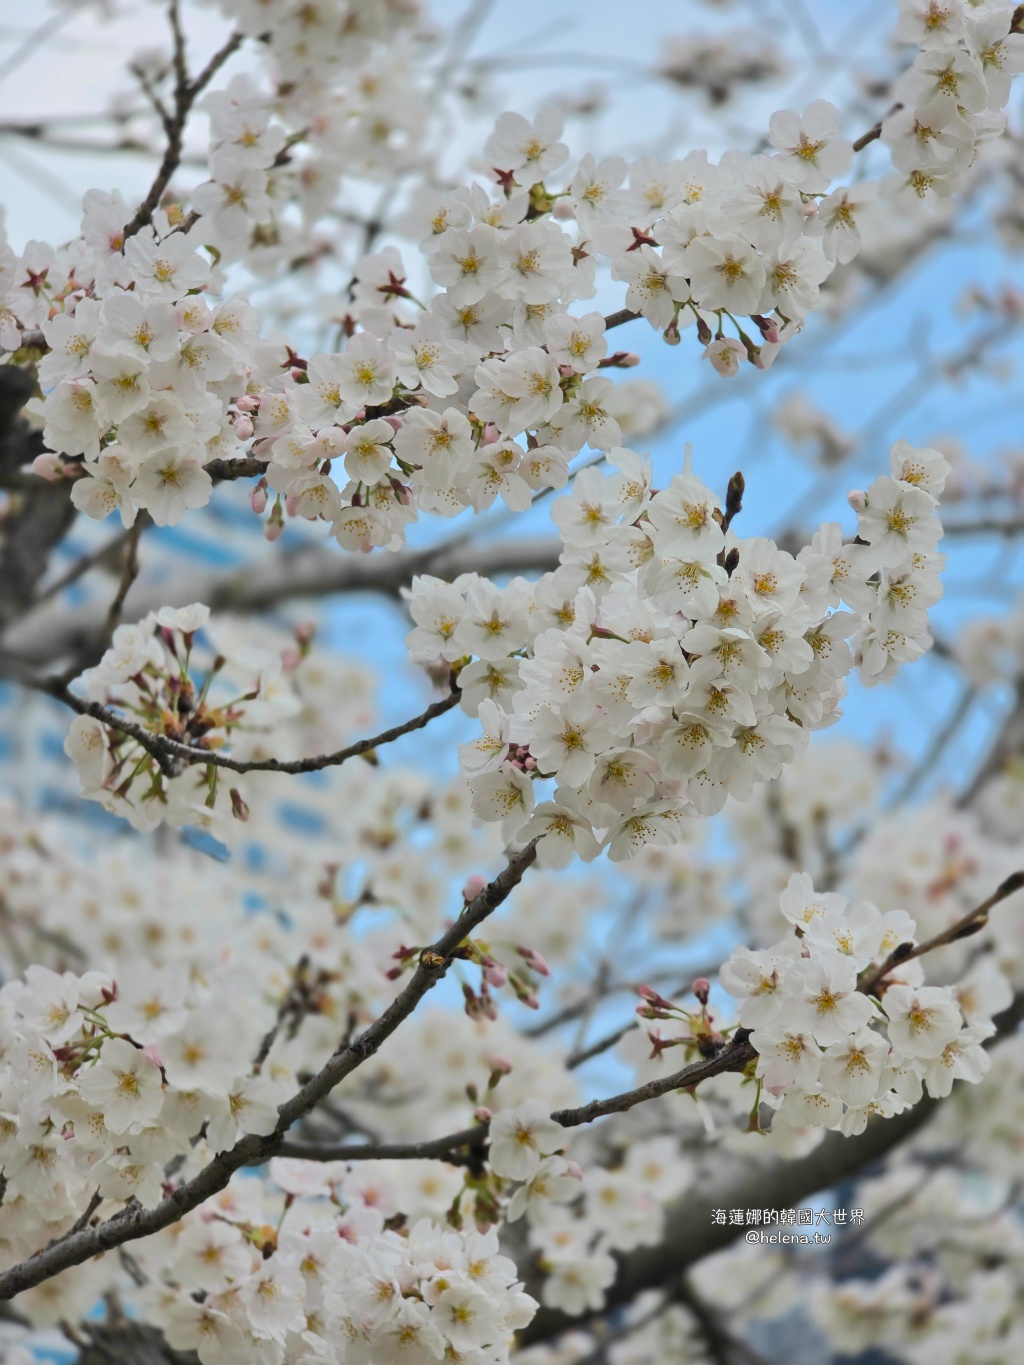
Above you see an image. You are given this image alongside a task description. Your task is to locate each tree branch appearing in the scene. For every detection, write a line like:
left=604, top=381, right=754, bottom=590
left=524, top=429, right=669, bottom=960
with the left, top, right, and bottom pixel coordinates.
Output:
left=276, top=1123, right=489, bottom=1165
left=38, top=678, right=461, bottom=777
left=121, top=10, right=242, bottom=241
left=858, top=869, right=1024, bottom=996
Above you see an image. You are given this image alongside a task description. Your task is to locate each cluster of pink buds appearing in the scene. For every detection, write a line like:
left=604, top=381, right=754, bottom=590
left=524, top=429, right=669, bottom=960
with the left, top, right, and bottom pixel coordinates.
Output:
left=637, top=978, right=727, bottom=1063
left=505, top=744, right=537, bottom=773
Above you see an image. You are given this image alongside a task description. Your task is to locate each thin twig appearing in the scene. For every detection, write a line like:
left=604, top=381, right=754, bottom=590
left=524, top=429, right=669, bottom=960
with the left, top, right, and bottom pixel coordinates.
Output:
left=39, top=680, right=461, bottom=776
left=276, top=1123, right=488, bottom=1165
left=121, top=10, right=242, bottom=241
left=859, top=870, right=1024, bottom=996
left=852, top=101, right=902, bottom=152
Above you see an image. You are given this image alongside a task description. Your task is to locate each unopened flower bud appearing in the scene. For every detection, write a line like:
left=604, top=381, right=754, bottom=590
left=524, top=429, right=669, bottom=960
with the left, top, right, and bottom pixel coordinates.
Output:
left=235, top=393, right=260, bottom=412
left=516, top=946, right=550, bottom=976
left=32, top=452, right=64, bottom=481
left=232, top=413, right=254, bottom=440
left=229, top=788, right=250, bottom=822
left=250, top=478, right=268, bottom=514
left=847, top=488, right=867, bottom=513
left=474, top=1106, right=493, bottom=1122
left=462, top=874, right=487, bottom=902
left=751, top=314, right=779, bottom=344
left=692, top=976, right=710, bottom=1005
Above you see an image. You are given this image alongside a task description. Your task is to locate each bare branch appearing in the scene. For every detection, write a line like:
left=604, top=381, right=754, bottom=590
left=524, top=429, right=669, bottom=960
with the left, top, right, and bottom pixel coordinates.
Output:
left=121, top=10, right=242, bottom=241
left=553, top=1032, right=757, bottom=1129
left=858, top=870, right=1024, bottom=996
left=852, top=101, right=903, bottom=152
left=276, top=1123, right=488, bottom=1165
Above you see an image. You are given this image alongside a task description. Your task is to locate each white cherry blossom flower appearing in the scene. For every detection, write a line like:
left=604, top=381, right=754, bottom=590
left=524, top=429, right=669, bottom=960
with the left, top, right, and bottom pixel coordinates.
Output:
left=78, top=1036, right=164, bottom=1132
left=489, top=1100, right=564, bottom=1181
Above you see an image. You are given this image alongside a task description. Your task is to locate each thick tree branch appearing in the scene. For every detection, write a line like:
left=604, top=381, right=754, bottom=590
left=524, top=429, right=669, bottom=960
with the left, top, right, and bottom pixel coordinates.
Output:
left=0, top=841, right=538, bottom=1301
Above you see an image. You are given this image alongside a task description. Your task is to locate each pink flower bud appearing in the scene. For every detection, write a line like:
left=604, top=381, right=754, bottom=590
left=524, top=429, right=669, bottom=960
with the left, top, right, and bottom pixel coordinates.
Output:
left=285, top=494, right=300, bottom=517
left=383, top=415, right=403, bottom=432
left=462, top=874, right=487, bottom=901
left=229, top=788, right=250, bottom=822
left=516, top=946, right=550, bottom=976
left=483, top=423, right=501, bottom=444
left=490, top=1056, right=513, bottom=1075
left=692, top=977, right=710, bottom=1006
left=249, top=478, right=268, bottom=514
left=563, top=1159, right=583, bottom=1181
left=474, top=1106, right=493, bottom=1122
left=32, top=452, right=64, bottom=481
left=235, top=394, right=260, bottom=412
left=847, top=489, right=867, bottom=513
left=484, top=961, right=508, bottom=988
left=232, top=413, right=254, bottom=440
left=264, top=517, right=284, bottom=542
left=751, top=314, right=779, bottom=344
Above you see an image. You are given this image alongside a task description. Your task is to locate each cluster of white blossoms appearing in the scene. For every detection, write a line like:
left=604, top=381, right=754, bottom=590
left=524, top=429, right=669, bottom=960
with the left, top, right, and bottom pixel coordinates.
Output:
left=717, top=871, right=1001, bottom=1135
left=0, top=959, right=288, bottom=1216
left=0, top=789, right=571, bottom=1347
left=17, top=216, right=260, bottom=528
left=486, top=1102, right=694, bottom=1316
left=1, top=2, right=1015, bottom=553
left=17, top=1157, right=538, bottom=1360
left=402, top=440, right=947, bottom=862
left=883, top=0, right=1024, bottom=201
left=133, top=1167, right=537, bottom=1365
